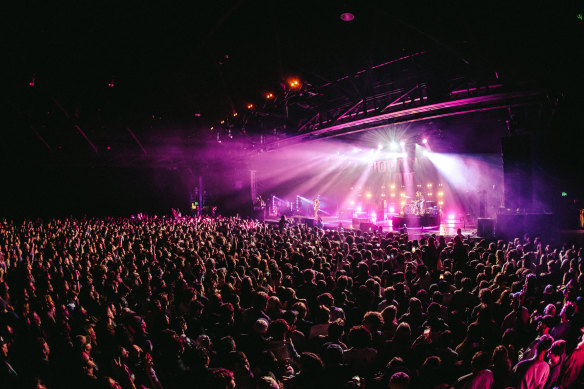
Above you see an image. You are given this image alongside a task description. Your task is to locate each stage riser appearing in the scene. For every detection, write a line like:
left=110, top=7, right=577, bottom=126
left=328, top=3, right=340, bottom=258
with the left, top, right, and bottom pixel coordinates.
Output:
left=495, top=213, right=553, bottom=240
left=392, top=215, right=440, bottom=228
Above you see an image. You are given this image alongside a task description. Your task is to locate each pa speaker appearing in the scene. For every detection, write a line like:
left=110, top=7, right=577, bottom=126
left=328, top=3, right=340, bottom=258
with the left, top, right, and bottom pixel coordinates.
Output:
left=477, top=218, right=495, bottom=238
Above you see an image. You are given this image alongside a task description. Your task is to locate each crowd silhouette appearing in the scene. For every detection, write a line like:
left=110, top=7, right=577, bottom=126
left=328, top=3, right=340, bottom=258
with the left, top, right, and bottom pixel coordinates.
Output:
left=1, top=215, right=584, bottom=389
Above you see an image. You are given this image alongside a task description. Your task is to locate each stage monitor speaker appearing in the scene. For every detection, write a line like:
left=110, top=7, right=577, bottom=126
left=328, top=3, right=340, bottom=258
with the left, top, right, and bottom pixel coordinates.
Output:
left=477, top=218, right=495, bottom=238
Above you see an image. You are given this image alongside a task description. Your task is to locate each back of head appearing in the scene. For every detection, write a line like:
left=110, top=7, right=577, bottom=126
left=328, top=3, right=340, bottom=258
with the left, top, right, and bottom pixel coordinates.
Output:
left=388, top=372, right=410, bottom=389
left=536, top=334, right=554, bottom=353
left=470, top=351, right=490, bottom=372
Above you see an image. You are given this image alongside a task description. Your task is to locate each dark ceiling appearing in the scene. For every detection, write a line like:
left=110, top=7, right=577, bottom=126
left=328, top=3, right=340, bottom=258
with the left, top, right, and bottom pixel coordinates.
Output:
left=4, top=1, right=584, bottom=168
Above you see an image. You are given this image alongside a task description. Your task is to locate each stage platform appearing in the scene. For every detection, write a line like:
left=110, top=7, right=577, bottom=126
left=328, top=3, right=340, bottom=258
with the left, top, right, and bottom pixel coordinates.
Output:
left=266, top=215, right=478, bottom=239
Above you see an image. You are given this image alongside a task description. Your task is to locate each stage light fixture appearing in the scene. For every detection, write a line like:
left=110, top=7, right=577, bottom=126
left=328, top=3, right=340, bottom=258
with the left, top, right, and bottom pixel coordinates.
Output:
left=247, top=104, right=254, bottom=109
left=400, top=141, right=405, bottom=147
left=389, top=207, right=395, bottom=213
left=366, top=193, right=372, bottom=198
left=350, top=200, right=355, bottom=205
left=400, top=193, right=405, bottom=197
left=448, top=214, right=455, bottom=220
left=422, top=138, right=428, bottom=144
left=390, top=142, right=399, bottom=150
left=356, top=206, right=363, bottom=212
left=233, top=112, right=238, bottom=117
left=288, top=78, right=301, bottom=89
left=427, top=183, right=432, bottom=187
left=340, top=12, right=355, bottom=22
left=390, top=193, right=396, bottom=197
left=378, top=143, right=383, bottom=150
left=438, top=192, right=444, bottom=197
left=390, top=184, right=395, bottom=189
left=265, top=92, right=274, bottom=99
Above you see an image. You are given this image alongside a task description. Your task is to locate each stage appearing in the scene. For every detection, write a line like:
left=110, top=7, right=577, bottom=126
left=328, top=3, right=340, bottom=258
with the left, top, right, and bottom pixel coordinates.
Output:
left=267, top=214, right=478, bottom=239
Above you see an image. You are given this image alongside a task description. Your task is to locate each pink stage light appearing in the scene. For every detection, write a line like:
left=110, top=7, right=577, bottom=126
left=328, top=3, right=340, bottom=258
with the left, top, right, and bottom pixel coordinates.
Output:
left=389, top=207, right=395, bottom=213
left=422, top=138, right=428, bottom=144
left=356, top=206, right=362, bottom=212
left=340, top=12, right=355, bottom=22
left=448, top=214, right=455, bottom=220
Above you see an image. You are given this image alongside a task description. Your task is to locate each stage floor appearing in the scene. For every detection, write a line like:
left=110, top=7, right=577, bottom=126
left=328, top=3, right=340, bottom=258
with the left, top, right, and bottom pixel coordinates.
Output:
left=269, top=215, right=478, bottom=239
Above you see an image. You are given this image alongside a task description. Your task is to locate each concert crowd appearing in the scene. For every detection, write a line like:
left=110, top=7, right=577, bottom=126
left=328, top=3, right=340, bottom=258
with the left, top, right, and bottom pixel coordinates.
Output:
left=1, top=215, right=584, bottom=389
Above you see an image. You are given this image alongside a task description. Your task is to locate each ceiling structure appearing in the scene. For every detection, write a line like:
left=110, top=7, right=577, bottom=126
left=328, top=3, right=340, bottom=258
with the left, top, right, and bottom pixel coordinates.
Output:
left=4, top=1, right=583, bottom=170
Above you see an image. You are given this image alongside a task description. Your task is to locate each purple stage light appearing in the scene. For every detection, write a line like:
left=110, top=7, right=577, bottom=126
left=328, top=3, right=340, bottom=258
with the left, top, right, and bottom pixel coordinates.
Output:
left=422, top=138, right=428, bottom=144
left=340, top=12, right=355, bottom=22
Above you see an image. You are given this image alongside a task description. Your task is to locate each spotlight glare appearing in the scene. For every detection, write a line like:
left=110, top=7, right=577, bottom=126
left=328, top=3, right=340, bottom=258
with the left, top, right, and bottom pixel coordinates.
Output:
left=422, top=138, right=428, bottom=144
left=389, top=207, right=395, bottom=213
left=349, top=200, right=355, bottom=205
left=400, top=141, right=405, bottom=147
left=448, top=214, right=455, bottom=220
left=356, top=206, right=362, bottom=212
left=377, top=143, right=383, bottom=150
left=247, top=103, right=254, bottom=109
left=265, top=92, right=274, bottom=99
left=366, top=193, right=372, bottom=198
left=288, top=78, right=301, bottom=89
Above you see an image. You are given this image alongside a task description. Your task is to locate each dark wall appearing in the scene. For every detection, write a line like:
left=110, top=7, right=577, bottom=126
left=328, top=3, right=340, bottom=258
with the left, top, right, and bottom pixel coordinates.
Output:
left=0, top=166, right=192, bottom=218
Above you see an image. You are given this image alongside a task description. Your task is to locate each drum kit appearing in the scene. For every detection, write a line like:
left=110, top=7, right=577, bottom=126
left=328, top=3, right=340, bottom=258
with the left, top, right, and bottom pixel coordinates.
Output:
left=402, top=193, right=439, bottom=216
